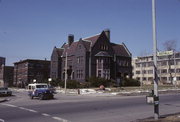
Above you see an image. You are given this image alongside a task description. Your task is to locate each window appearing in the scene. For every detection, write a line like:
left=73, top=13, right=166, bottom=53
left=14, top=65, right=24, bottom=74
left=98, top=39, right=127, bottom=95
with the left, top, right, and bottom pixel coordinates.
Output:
left=143, top=77, right=146, bottom=81
left=169, top=77, right=173, bottom=81
left=76, top=70, right=83, bottom=79
left=136, top=77, right=140, bottom=80
left=142, top=63, right=146, bottom=67
left=148, top=77, right=153, bottom=81
left=77, top=56, right=83, bottom=64
left=161, top=61, right=167, bottom=66
left=80, top=56, right=83, bottom=63
left=161, top=77, right=167, bottom=81
left=142, top=70, right=146, bottom=74
left=98, top=70, right=101, bottom=77
left=103, top=69, right=110, bottom=79
left=176, top=69, right=180, bottom=73
left=161, top=69, right=167, bottom=73
left=148, top=70, right=153, bottom=74
left=169, top=69, right=174, bottom=73
left=77, top=57, right=80, bottom=63
left=148, top=62, right=153, bottom=67
left=100, top=45, right=108, bottom=51
left=177, top=60, right=180, bottom=65
left=177, top=77, right=180, bottom=81
left=136, top=71, right=140, bottom=74
left=136, top=64, right=140, bottom=68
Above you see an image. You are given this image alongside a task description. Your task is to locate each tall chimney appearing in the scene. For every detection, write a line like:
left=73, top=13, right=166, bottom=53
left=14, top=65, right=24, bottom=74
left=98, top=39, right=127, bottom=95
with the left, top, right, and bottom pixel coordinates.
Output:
left=68, top=34, right=74, bottom=46
left=104, top=29, right=110, bottom=41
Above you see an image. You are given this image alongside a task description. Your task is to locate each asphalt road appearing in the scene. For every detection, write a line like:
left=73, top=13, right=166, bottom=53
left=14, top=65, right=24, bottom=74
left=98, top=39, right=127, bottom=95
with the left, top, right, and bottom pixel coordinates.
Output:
left=0, top=90, right=180, bottom=122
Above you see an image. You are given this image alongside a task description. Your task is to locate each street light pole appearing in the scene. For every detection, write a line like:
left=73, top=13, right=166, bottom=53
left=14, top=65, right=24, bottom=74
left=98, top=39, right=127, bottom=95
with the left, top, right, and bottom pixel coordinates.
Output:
left=173, top=51, right=177, bottom=88
left=48, top=78, right=52, bottom=85
left=64, top=51, right=68, bottom=94
left=152, top=0, right=159, bottom=120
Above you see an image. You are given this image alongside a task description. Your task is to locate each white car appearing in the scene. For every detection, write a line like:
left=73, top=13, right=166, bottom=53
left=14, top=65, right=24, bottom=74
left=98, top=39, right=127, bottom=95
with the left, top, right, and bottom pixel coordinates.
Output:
left=28, top=83, right=54, bottom=100
left=0, top=87, right=12, bottom=96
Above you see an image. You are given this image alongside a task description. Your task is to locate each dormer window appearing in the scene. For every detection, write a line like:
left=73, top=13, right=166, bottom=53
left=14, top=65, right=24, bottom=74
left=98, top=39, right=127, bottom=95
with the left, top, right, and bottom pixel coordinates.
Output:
left=100, top=45, right=108, bottom=51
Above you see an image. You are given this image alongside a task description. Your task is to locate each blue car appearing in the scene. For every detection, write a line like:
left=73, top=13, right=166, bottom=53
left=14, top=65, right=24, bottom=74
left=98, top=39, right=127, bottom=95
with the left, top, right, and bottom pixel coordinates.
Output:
left=28, top=83, right=54, bottom=100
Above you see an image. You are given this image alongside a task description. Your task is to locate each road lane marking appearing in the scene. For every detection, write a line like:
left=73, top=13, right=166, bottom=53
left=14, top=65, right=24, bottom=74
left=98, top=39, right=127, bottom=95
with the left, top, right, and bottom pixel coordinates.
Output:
left=1, top=103, right=70, bottom=122
left=42, top=113, right=50, bottom=117
left=0, top=119, right=5, bottom=122
left=19, top=107, right=38, bottom=113
left=52, top=117, right=69, bottom=122
left=1, top=103, right=17, bottom=108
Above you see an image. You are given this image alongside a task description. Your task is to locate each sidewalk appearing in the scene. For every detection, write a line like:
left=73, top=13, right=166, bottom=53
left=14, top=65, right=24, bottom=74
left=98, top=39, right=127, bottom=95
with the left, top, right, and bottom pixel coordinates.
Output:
left=0, top=98, right=7, bottom=103
left=10, top=87, right=180, bottom=97
left=56, top=88, right=180, bottom=97
left=137, top=113, right=180, bottom=122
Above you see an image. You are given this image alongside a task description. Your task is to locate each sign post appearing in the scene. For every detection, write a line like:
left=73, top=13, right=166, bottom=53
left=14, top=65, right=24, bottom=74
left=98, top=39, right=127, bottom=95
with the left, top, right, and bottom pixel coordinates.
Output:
left=157, top=50, right=173, bottom=56
left=152, top=0, right=159, bottom=120
left=48, top=78, right=52, bottom=85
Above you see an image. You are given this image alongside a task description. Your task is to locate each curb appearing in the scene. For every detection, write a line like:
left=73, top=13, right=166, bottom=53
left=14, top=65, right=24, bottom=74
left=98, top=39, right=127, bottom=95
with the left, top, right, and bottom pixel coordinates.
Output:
left=0, top=98, right=7, bottom=103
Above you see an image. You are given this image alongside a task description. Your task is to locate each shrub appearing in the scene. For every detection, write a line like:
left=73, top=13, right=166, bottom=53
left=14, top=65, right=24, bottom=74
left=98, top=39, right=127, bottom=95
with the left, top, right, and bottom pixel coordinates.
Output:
left=87, top=77, right=115, bottom=87
left=66, top=80, right=80, bottom=89
left=120, top=78, right=140, bottom=86
left=50, top=79, right=61, bottom=87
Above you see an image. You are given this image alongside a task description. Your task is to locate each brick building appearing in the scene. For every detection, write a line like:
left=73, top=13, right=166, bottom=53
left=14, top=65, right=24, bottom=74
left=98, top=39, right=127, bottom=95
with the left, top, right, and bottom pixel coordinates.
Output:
left=14, top=59, right=50, bottom=87
left=0, top=57, right=5, bottom=66
left=51, top=29, right=132, bottom=83
left=0, top=65, right=14, bottom=87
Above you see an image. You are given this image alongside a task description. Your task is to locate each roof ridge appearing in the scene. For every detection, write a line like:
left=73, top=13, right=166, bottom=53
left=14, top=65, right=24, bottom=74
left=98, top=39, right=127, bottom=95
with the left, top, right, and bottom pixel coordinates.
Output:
left=111, top=42, right=123, bottom=46
left=122, top=42, right=132, bottom=57
left=83, top=33, right=101, bottom=40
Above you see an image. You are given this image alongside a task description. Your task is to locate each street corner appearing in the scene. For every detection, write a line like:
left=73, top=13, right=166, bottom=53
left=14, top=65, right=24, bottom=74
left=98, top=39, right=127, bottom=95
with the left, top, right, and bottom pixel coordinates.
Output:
left=0, top=98, right=8, bottom=103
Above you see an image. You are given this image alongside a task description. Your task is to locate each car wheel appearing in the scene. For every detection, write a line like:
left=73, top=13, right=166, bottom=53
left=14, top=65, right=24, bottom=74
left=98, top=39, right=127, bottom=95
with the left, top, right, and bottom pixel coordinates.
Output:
left=50, top=95, right=54, bottom=99
left=30, top=96, right=33, bottom=99
left=9, top=92, right=12, bottom=96
left=39, top=94, right=44, bottom=100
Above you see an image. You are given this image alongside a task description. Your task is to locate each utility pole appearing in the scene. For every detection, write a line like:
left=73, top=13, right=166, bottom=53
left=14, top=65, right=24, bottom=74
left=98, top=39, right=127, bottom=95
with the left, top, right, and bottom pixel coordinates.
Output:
left=64, top=52, right=68, bottom=94
left=173, top=51, right=177, bottom=88
left=152, top=0, right=159, bottom=120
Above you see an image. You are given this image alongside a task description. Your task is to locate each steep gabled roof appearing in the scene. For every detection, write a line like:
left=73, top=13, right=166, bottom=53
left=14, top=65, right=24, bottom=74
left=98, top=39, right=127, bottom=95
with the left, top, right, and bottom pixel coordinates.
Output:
left=80, top=40, right=91, bottom=51
left=61, top=34, right=100, bottom=56
left=59, top=30, right=131, bottom=58
left=111, top=43, right=131, bottom=57
left=83, top=34, right=100, bottom=47
left=55, top=48, right=64, bottom=57
left=62, top=41, right=79, bottom=57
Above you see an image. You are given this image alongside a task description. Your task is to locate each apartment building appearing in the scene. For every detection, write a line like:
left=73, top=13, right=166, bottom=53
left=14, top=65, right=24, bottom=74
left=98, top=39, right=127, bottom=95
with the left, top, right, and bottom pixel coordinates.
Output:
left=0, top=65, right=14, bottom=87
left=132, top=52, right=180, bottom=85
left=0, top=57, right=5, bottom=66
left=14, top=59, right=50, bottom=87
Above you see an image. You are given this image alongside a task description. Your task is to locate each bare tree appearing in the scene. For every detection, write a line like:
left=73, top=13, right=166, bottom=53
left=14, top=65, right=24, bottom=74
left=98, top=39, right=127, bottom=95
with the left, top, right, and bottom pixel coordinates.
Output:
left=163, top=40, right=177, bottom=51
left=163, top=40, right=177, bottom=84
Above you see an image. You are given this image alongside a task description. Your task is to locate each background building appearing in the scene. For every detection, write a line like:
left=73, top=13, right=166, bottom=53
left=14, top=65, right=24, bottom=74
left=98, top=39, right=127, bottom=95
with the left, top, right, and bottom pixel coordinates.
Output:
left=132, top=52, right=180, bottom=85
left=0, top=57, right=5, bottom=66
left=0, top=65, right=14, bottom=87
left=51, top=47, right=63, bottom=80
left=14, top=59, right=50, bottom=87
left=0, top=57, right=14, bottom=87
left=51, top=29, right=132, bottom=83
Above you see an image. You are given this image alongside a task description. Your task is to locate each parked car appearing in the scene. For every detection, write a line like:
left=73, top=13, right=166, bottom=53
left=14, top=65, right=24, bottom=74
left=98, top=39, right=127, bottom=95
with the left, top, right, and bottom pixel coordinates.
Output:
left=48, top=85, right=56, bottom=94
left=0, top=87, right=12, bottom=96
left=28, top=83, right=54, bottom=100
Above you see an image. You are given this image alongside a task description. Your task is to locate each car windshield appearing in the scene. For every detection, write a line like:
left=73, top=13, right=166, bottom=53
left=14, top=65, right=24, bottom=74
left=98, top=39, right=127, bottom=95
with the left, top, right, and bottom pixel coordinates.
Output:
left=36, top=85, right=48, bottom=88
left=0, top=87, right=7, bottom=90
